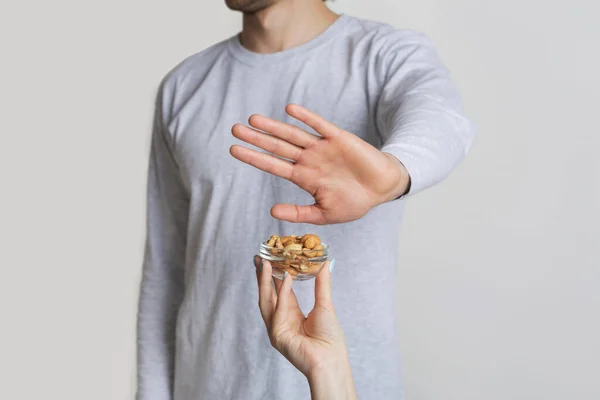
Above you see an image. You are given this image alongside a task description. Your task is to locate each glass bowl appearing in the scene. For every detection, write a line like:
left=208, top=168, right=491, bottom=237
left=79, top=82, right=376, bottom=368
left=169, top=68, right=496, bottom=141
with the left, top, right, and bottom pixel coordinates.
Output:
left=259, top=241, right=329, bottom=281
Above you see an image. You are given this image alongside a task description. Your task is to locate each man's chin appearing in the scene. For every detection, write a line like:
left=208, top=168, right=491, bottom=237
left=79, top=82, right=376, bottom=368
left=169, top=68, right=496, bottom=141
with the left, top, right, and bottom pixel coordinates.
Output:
left=225, top=0, right=274, bottom=13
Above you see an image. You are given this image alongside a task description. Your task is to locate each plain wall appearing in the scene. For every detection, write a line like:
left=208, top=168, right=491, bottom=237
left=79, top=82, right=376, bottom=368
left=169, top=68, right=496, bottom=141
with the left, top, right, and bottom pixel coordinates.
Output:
left=0, top=0, right=598, bottom=399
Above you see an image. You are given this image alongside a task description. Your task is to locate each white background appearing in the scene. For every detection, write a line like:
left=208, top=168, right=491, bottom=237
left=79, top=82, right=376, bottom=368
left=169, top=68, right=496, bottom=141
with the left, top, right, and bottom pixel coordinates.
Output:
left=1, top=0, right=598, bottom=399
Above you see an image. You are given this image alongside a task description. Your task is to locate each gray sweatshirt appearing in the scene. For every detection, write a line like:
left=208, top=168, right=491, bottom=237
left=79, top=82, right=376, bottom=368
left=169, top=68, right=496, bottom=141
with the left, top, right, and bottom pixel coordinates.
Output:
left=137, top=14, right=475, bottom=400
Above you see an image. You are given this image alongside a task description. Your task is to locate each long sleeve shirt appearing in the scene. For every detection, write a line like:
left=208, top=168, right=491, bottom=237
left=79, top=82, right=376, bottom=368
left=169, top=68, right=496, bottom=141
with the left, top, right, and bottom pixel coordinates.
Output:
left=137, top=14, right=475, bottom=400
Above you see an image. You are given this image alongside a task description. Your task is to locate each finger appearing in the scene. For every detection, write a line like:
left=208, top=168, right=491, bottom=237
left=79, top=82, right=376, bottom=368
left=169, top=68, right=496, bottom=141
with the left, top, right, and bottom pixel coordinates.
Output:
left=230, top=145, right=294, bottom=181
left=271, top=203, right=327, bottom=225
left=273, top=273, right=301, bottom=311
left=248, top=114, right=320, bottom=149
left=314, top=260, right=333, bottom=309
left=286, top=104, right=343, bottom=139
left=254, top=255, right=265, bottom=289
left=257, top=259, right=277, bottom=329
left=273, top=271, right=294, bottom=316
left=232, top=123, right=303, bottom=161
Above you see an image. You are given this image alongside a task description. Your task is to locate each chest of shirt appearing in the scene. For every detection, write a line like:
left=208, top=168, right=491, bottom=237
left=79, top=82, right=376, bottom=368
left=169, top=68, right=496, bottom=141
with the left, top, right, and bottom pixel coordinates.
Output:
left=167, top=56, right=384, bottom=191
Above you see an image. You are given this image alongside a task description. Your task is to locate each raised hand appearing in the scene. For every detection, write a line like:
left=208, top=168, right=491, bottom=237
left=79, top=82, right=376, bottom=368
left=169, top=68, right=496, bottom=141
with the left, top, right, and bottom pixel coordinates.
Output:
left=230, top=104, right=409, bottom=224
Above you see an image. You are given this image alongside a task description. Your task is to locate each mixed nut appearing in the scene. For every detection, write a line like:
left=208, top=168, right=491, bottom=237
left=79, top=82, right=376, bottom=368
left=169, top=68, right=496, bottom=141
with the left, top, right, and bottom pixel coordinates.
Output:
left=264, top=234, right=326, bottom=277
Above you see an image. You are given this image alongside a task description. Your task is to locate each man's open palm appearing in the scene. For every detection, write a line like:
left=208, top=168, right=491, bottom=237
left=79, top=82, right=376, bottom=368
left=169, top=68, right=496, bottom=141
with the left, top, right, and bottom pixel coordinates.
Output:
left=230, top=104, right=409, bottom=225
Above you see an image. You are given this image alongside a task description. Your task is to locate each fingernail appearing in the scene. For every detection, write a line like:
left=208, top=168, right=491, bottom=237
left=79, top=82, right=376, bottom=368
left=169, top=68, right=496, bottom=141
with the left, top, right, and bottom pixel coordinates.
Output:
left=283, top=271, right=288, bottom=280
left=254, top=256, right=263, bottom=272
left=329, top=259, right=336, bottom=273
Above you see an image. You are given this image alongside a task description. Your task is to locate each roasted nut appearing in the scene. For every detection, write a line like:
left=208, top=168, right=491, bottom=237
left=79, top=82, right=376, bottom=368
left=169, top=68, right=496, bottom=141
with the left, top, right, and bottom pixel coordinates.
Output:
left=282, top=258, right=294, bottom=266
left=313, top=243, right=324, bottom=257
left=284, top=243, right=303, bottom=252
left=270, top=248, right=283, bottom=256
left=267, top=235, right=279, bottom=247
left=301, top=234, right=321, bottom=250
left=290, top=234, right=303, bottom=245
left=286, top=266, right=299, bottom=276
left=264, top=233, right=325, bottom=278
left=303, top=243, right=324, bottom=258
left=287, top=263, right=299, bottom=269
left=283, top=243, right=302, bottom=259
left=271, top=262, right=287, bottom=271
left=281, top=236, right=295, bottom=246
left=269, top=239, right=284, bottom=255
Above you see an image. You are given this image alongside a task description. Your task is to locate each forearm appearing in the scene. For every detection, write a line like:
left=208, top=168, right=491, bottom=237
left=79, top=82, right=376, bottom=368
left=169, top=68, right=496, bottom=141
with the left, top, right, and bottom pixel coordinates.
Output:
left=307, top=353, right=358, bottom=400
left=377, top=35, right=475, bottom=197
left=380, top=109, right=474, bottom=197
left=136, top=255, right=184, bottom=399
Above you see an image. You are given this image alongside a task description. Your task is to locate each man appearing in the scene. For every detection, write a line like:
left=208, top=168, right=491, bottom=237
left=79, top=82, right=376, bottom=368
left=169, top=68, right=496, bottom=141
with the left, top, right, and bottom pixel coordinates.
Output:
left=137, top=0, right=475, bottom=399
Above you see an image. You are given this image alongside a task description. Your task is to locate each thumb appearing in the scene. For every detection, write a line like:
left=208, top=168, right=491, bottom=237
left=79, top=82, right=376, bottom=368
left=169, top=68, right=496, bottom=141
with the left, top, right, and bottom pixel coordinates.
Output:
left=314, top=259, right=334, bottom=309
left=271, top=203, right=326, bottom=225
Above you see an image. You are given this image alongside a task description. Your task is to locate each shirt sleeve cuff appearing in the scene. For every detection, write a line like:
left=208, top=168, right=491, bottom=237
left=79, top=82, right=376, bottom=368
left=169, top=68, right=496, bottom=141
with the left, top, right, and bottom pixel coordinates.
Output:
left=381, top=144, right=430, bottom=197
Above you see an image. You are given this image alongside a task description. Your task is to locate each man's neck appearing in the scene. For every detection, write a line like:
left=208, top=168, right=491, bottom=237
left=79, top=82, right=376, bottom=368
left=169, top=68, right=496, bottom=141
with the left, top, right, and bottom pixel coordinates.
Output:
left=239, top=0, right=339, bottom=54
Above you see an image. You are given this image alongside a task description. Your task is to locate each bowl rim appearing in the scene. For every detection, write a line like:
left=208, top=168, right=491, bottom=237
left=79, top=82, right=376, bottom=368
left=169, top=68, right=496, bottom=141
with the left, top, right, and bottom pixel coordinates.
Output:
left=259, top=241, right=329, bottom=262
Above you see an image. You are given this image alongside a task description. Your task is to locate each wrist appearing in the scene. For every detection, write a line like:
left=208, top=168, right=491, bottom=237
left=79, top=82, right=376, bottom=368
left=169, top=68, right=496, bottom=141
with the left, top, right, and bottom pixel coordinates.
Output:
left=382, top=152, right=411, bottom=202
left=306, top=350, right=357, bottom=400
